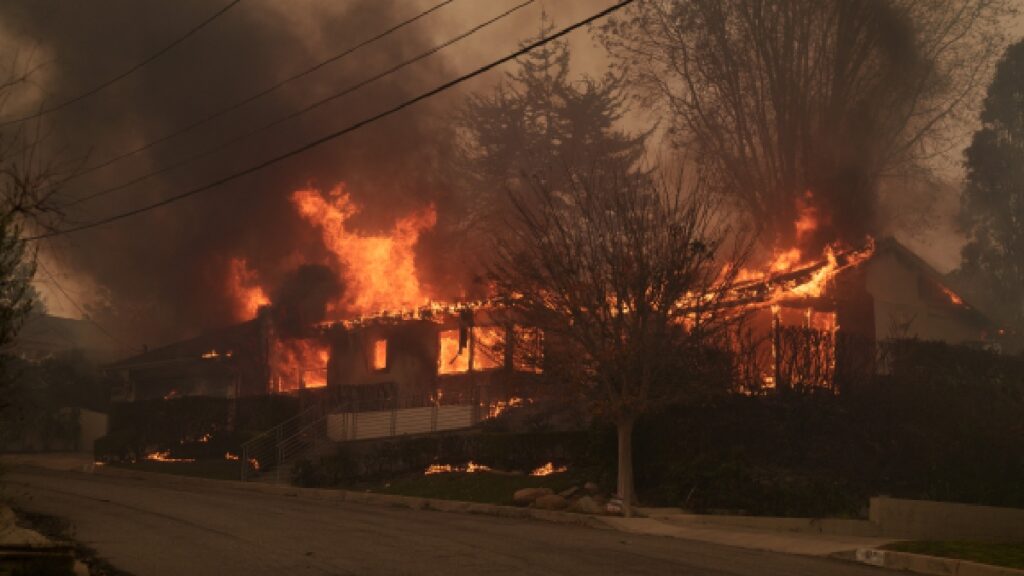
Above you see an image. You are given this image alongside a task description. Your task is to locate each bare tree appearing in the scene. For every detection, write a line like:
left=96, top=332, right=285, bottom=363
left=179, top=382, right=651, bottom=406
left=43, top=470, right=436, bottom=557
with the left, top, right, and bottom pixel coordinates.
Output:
left=602, top=0, right=1012, bottom=250
left=0, top=54, right=72, bottom=399
left=488, top=167, right=746, bottom=516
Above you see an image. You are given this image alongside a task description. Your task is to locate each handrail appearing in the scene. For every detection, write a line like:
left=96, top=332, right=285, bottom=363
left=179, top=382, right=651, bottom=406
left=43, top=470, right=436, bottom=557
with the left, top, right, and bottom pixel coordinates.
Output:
left=241, top=404, right=319, bottom=451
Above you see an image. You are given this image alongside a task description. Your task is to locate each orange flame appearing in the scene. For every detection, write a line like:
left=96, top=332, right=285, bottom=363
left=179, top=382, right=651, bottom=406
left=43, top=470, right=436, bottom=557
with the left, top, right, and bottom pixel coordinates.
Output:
left=941, top=285, right=964, bottom=306
left=424, top=461, right=492, bottom=475
left=270, top=338, right=330, bottom=392
left=144, top=450, right=195, bottom=463
left=228, top=257, right=270, bottom=321
left=530, top=462, right=567, bottom=476
left=291, top=185, right=436, bottom=316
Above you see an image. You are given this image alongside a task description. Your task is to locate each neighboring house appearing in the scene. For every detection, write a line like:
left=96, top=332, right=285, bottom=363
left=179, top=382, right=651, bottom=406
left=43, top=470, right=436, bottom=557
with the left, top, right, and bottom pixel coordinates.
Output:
left=10, top=312, right=126, bottom=363
left=733, top=237, right=1004, bottom=393
left=105, top=317, right=269, bottom=402
left=0, top=313, right=121, bottom=453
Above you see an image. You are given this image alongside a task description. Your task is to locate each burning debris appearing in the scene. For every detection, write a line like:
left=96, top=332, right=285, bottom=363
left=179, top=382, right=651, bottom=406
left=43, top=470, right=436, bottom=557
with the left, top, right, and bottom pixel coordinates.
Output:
left=424, top=462, right=492, bottom=475
left=144, top=450, right=195, bottom=463
left=488, top=397, right=526, bottom=419
left=530, top=462, right=567, bottom=477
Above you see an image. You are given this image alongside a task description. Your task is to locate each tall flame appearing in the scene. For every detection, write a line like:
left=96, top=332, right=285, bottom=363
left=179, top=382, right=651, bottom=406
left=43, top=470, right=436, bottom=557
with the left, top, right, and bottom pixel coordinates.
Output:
left=291, top=185, right=436, bottom=316
left=228, top=257, right=270, bottom=321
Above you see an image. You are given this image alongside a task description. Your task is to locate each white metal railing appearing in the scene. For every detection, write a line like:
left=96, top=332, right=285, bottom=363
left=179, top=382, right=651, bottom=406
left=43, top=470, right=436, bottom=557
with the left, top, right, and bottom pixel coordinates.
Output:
left=325, top=404, right=476, bottom=443
left=241, top=403, right=480, bottom=481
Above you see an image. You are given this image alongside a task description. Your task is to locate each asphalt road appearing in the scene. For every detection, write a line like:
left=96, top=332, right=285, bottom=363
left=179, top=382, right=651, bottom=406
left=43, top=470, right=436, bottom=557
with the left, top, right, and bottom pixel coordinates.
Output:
left=3, top=466, right=889, bottom=576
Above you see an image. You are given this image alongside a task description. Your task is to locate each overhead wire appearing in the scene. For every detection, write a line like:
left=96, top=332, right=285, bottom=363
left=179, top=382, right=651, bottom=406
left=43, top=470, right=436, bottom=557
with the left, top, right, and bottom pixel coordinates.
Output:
left=0, top=0, right=244, bottom=127
left=29, top=0, right=635, bottom=241
left=67, top=0, right=533, bottom=207
left=35, top=256, right=130, bottom=350
left=66, top=0, right=456, bottom=182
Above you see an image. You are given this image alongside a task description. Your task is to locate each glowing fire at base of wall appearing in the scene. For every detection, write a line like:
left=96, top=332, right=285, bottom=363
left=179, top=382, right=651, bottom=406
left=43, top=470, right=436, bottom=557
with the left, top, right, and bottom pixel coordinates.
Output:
left=424, top=462, right=492, bottom=475
left=144, top=450, right=195, bottom=463
left=530, top=462, right=567, bottom=476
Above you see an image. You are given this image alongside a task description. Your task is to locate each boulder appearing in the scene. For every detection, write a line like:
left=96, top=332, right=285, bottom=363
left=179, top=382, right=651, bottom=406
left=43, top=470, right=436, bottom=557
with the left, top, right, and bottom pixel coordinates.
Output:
left=583, top=481, right=600, bottom=494
left=558, top=486, right=579, bottom=498
left=532, top=494, right=568, bottom=510
left=513, top=487, right=553, bottom=506
left=568, top=495, right=604, bottom=515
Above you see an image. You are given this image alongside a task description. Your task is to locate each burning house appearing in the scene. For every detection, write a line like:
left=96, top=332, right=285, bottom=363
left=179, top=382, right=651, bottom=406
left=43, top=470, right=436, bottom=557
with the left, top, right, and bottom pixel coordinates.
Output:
left=108, top=236, right=998, bottom=405
left=106, top=182, right=1006, bottom=414
left=720, top=237, right=1000, bottom=393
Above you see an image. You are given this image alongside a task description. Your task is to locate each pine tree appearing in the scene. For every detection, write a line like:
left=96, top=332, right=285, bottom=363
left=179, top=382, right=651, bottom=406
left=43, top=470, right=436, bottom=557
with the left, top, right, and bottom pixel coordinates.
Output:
left=957, top=40, right=1024, bottom=332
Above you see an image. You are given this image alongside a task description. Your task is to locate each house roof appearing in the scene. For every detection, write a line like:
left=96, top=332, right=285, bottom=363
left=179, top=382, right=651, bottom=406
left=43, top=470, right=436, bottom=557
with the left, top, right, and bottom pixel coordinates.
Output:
left=106, top=318, right=262, bottom=369
left=9, top=313, right=127, bottom=361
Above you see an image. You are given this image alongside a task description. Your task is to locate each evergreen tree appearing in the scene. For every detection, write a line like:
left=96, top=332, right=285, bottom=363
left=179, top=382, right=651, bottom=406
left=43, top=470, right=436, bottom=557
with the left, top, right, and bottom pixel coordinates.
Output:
left=450, top=15, right=647, bottom=244
left=957, top=40, right=1024, bottom=332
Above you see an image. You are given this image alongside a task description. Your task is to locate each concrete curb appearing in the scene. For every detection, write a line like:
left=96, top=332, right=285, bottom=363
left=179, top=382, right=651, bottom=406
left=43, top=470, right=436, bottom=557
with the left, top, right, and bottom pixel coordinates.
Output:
left=87, top=465, right=611, bottom=530
left=854, top=548, right=1024, bottom=576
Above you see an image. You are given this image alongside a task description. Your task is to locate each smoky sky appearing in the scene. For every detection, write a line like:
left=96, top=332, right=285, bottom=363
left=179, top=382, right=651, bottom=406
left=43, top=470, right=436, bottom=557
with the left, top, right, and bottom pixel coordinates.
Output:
left=0, top=0, right=541, bottom=348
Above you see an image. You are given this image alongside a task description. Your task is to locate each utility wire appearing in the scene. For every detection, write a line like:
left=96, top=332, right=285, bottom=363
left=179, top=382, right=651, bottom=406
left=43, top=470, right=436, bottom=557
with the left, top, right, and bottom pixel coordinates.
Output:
left=67, top=0, right=455, bottom=183
left=68, top=0, right=532, bottom=207
left=35, top=257, right=130, bottom=350
left=0, top=0, right=244, bottom=127
left=30, top=0, right=635, bottom=241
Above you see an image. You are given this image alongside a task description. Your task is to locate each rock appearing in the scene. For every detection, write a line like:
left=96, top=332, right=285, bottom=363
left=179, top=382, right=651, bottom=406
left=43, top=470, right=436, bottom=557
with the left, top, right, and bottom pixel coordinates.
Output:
left=568, top=495, right=604, bottom=515
left=513, top=487, right=553, bottom=506
left=605, top=497, right=623, bottom=515
left=558, top=486, right=579, bottom=498
left=583, top=481, right=600, bottom=494
left=532, top=494, right=568, bottom=510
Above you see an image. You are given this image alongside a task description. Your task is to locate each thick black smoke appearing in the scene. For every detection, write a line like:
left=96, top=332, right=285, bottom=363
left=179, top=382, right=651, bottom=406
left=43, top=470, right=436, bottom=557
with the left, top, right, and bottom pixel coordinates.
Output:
left=0, top=0, right=463, bottom=347
left=271, top=264, right=342, bottom=339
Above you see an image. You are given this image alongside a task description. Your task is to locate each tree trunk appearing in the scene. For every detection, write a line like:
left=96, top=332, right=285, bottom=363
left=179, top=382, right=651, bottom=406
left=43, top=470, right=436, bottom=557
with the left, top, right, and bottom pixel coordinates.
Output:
left=616, top=417, right=635, bottom=517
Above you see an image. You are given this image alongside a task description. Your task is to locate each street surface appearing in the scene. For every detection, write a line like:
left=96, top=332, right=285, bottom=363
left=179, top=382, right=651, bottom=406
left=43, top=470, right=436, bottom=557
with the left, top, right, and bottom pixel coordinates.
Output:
left=3, top=465, right=889, bottom=576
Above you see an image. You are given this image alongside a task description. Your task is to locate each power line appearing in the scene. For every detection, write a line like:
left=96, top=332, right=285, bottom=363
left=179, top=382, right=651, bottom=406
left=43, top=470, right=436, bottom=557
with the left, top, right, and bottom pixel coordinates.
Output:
left=0, top=0, right=244, bottom=127
left=68, top=0, right=533, bottom=207
left=30, top=0, right=635, bottom=241
left=35, top=258, right=130, bottom=350
left=67, top=0, right=455, bottom=183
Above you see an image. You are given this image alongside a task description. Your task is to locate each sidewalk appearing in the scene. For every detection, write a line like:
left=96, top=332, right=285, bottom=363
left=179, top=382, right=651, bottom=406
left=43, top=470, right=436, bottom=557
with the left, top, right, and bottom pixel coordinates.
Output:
left=599, top=514, right=895, bottom=557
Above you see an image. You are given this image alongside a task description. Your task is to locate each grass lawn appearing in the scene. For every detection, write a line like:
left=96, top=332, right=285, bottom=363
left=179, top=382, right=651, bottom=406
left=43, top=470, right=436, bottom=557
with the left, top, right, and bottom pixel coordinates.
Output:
left=362, top=470, right=591, bottom=506
left=883, top=541, right=1024, bottom=570
left=108, top=459, right=242, bottom=481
